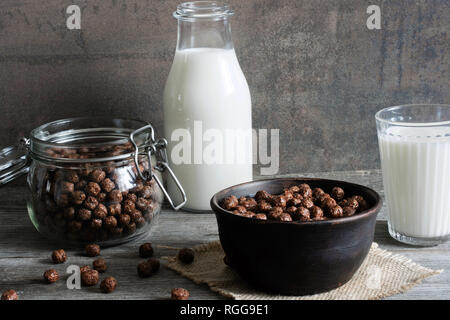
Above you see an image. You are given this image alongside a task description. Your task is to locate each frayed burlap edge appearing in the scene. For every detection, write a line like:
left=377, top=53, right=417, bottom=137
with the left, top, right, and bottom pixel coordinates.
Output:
left=166, top=241, right=442, bottom=300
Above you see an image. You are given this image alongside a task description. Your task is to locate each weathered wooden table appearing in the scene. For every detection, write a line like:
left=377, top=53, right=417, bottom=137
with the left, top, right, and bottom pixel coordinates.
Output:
left=0, top=170, right=448, bottom=300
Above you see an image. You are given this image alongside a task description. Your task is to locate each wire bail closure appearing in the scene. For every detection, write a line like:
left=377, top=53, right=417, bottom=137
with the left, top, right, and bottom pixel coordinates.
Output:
left=130, top=124, right=187, bottom=211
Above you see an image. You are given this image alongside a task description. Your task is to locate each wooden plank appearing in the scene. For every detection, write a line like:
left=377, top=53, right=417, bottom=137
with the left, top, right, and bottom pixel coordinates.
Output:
left=0, top=170, right=448, bottom=299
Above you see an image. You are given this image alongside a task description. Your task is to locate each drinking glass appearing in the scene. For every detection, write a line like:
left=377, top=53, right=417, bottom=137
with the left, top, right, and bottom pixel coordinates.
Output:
left=376, top=104, right=450, bottom=246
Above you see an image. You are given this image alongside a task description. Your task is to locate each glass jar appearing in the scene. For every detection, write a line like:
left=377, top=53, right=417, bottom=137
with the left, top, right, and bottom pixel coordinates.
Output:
left=163, top=1, right=253, bottom=211
left=0, top=118, right=186, bottom=246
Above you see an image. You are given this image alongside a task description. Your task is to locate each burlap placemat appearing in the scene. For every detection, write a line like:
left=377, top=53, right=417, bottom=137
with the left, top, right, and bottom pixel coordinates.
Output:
left=166, top=241, right=442, bottom=300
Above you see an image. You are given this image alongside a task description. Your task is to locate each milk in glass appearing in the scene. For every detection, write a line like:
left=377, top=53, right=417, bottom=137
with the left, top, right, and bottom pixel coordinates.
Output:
left=378, top=126, right=450, bottom=238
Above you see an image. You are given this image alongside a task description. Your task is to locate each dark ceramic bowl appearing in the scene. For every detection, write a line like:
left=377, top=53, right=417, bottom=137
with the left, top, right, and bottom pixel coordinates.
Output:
left=210, top=178, right=382, bottom=295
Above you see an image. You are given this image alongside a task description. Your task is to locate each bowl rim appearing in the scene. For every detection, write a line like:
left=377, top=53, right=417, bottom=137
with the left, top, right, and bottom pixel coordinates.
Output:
left=210, top=177, right=382, bottom=225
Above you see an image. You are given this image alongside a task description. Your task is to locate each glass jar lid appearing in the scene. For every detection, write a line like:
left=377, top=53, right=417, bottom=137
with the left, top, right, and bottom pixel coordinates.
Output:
left=0, top=117, right=187, bottom=210
left=28, top=117, right=152, bottom=163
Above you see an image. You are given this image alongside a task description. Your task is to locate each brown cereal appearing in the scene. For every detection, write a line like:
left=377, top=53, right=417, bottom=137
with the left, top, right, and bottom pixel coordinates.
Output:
left=137, top=261, right=153, bottom=278
left=301, top=198, right=314, bottom=209
left=254, top=213, right=267, bottom=220
left=85, top=244, right=101, bottom=257
left=44, top=269, right=59, bottom=283
left=294, top=207, right=310, bottom=221
left=71, top=190, right=86, bottom=205
left=1, top=289, right=18, bottom=300
left=171, top=288, right=190, bottom=300
left=139, top=243, right=154, bottom=258
left=254, top=190, right=271, bottom=201
left=100, top=178, right=115, bottom=193
left=51, top=249, right=67, bottom=264
left=147, top=257, right=160, bottom=273
left=331, top=187, right=345, bottom=201
left=85, top=182, right=101, bottom=196
left=329, top=205, right=344, bottom=218
left=178, top=248, right=195, bottom=264
left=271, top=195, right=287, bottom=208
left=81, top=269, right=99, bottom=286
left=89, top=169, right=106, bottom=183
left=92, top=258, right=107, bottom=273
left=257, top=200, right=272, bottom=212
left=108, top=203, right=122, bottom=216
left=83, top=196, right=98, bottom=210
left=104, top=216, right=118, bottom=229
left=100, top=276, right=117, bottom=293
left=77, top=208, right=92, bottom=221
left=108, top=189, right=123, bottom=203
left=222, top=195, right=238, bottom=210
left=343, top=206, right=356, bottom=216
left=93, top=203, right=107, bottom=219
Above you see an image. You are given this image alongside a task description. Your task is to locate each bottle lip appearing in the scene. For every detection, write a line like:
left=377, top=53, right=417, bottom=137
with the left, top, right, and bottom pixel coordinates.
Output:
left=174, top=1, right=234, bottom=21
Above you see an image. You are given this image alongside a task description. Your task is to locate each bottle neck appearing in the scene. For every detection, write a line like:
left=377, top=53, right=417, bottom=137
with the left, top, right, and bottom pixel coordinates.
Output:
left=177, top=18, right=233, bottom=51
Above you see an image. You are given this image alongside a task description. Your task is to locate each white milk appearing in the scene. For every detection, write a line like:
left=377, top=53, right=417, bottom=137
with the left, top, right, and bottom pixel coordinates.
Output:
left=163, top=48, right=252, bottom=211
left=378, top=126, right=450, bottom=238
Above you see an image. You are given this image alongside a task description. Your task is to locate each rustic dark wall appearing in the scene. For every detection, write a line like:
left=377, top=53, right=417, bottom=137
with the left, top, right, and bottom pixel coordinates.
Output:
left=0, top=0, right=449, bottom=174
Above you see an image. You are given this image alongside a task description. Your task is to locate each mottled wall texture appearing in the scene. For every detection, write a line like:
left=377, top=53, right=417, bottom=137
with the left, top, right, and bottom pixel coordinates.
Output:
left=0, top=0, right=449, bottom=174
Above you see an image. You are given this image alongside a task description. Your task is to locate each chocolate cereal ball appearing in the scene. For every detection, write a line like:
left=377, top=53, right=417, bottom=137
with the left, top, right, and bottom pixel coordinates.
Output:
left=301, top=198, right=314, bottom=209
left=171, top=288, right=190, bottom=300
left=1, top=289, right=18, bottom=300
left=279, top=213, right=293, bottom=222
left=340, top=198, right=359, bottom=210
left=85, top=244, right=101, bottom=257
left=271, top=195, right=287, bottom=208
left=222, top=195, right=238, bottom=210
left=139, top=243, right=154, bottom=258
left=100, top=277, right=117, bottom=293
left=298, top=184, right=312, bottom=198
left=43, top=269, right=59, bottom=283
left=80, top=265, right=90, bottom=273
left=257, top=200, right=272, bottom=212
left=329, top=205, right=344, bottom=218
left=92, top=258, right=107, bottom=273
left=71, top=190, right=86, bottom=205
left=358, top=199, right=369, bottom=212
left=85, top=182, right=101, bottom=196
left=137, top=261, right=153, bottom=278
left=343, top=206, right=356, bottom=216
left=294, top=207, right=310, bottom=221
left=254, top=190, right=271, bottom=202
left=90, top=220, right=105, bottom=233
left=331, top=187, right=345, bottom=201
left=286, top=206, right=297, bottom=215
left=178, top=248, right=195, bottom=264
left=147, top=257, right=160, bottom=273
left=254, top=213, right=267, bottom=220
left=51, top=249, right=67, bottom=264
left=312, top=187, right=325, bottom=200
left=322, top=197, right=337, bottom=211
left=309, top=206, right=324, bottom=220
left=81, top=269, right=99, bottom=286
left=89, top=169, right=106, bottom=183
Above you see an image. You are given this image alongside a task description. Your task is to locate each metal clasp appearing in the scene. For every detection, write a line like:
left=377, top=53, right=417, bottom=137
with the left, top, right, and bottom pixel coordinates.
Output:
left=129, top=125, right=187, bottom=211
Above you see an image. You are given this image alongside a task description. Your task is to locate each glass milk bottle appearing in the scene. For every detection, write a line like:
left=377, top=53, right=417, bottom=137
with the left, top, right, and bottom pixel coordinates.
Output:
left=164, top=1, right=253, bottom=211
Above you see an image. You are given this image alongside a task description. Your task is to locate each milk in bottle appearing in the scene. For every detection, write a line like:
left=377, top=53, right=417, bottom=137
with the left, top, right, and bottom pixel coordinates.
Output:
left=163, top=2, right=253, bottom=211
